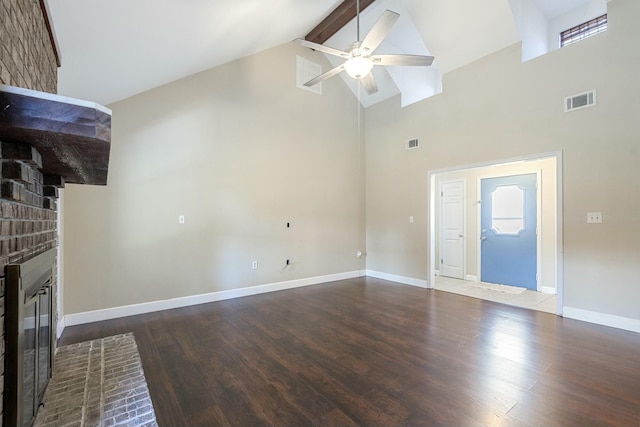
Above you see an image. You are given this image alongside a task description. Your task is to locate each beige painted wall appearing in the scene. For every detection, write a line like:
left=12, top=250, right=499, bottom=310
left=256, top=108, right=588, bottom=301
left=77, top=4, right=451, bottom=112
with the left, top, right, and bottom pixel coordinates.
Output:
left=434, top=158, right=557, bottom=289
left=64, top=0, right=640, bottom=323
left=63, top=43, right=366, bottom=314
left=366, top=0, right=640, bottom=319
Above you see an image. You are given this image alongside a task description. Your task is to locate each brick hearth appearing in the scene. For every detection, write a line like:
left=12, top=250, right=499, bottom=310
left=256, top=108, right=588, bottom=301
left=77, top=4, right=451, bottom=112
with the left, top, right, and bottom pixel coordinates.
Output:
left=34, top=334, right=157, bottom=427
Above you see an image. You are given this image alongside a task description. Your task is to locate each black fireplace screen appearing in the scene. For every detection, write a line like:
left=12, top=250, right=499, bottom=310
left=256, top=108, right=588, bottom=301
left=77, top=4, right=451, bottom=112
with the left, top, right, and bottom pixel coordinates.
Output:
left=4, top=248, right=56, bottom=427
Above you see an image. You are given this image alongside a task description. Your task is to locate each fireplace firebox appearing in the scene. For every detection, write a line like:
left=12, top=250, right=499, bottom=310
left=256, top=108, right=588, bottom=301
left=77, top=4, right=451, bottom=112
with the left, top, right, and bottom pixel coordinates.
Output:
left=4, top=248, right=56, bottom=427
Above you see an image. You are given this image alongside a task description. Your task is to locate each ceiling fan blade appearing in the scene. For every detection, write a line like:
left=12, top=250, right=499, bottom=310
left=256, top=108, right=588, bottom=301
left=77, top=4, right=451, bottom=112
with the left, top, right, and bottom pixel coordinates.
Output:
left=372, top=54, right=435, bottom=67
left=361, top=10, right=400, bottom=52
left=294, top=38, right=351, bottom=59
left=304, top=64, right=345, bottom=87
left=360, top=72, right=378, bottom=95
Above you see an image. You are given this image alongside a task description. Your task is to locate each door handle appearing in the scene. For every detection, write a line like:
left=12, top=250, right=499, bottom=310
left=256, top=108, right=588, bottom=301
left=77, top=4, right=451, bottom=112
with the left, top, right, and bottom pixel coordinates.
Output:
left=480, top=236, right=487, bottom=241
left=458, top=234, right=464, bottom=238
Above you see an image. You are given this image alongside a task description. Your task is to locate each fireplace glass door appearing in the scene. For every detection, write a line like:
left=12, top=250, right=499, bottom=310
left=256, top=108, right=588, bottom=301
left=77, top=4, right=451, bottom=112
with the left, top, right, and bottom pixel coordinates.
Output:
left=38, top=287, right=52, bottom=398
left=23, top=297, right=37, bottom=426
left=4, top=248, right=56, bottom=427
left=21, top=286, right=53, bottom=427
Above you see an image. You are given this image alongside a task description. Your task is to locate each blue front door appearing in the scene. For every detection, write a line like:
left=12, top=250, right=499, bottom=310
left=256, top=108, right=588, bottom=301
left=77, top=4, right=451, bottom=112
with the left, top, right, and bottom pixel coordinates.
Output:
left=480, top=173, right=537, bottom=290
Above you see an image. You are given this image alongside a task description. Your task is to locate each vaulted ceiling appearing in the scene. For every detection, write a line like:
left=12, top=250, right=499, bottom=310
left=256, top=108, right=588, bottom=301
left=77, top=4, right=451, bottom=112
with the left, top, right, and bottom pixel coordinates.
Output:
left=47, top=0, right=608, bottom=107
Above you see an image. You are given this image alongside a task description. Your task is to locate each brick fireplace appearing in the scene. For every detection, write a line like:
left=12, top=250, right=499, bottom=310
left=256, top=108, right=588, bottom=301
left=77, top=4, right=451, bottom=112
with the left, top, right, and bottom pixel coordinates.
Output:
left=0, top=81, right=111, bottom=427
left=1, top=1, right=60, bottom=425
left=1, top=2, right=111, bottom=425
left=1, top=142, right=61, bottom=427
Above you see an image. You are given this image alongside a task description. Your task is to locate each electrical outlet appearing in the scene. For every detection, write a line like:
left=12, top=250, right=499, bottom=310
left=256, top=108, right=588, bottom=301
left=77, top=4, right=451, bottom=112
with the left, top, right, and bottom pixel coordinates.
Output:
left=251, top=261, right=258, bottom=269
left=587, top=212, right=602, bottom=224
left=409, top=216, right=414, bottom=223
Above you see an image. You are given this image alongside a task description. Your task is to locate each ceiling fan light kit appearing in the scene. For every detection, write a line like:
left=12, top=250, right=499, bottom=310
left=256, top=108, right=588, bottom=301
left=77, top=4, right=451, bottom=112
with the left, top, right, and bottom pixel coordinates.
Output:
left=344, top=56, right=374, bottom=79
left=294, top=0, right=434, bottom=95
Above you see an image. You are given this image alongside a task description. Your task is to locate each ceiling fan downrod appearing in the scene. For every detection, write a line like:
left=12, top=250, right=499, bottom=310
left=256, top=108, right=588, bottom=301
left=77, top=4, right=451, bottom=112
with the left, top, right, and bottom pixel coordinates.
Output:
left=356, top=0, right=361, bottom=41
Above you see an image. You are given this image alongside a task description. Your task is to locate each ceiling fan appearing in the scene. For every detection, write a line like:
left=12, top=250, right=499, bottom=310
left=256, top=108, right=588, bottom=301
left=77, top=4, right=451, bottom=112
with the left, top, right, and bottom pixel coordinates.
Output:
left=294, top=0, right=434, bottom=95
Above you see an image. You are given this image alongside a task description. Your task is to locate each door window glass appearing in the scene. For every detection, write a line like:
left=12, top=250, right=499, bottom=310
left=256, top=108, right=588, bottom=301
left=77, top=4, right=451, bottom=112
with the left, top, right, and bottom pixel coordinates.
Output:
left=491, top=185, right=525, bottom=235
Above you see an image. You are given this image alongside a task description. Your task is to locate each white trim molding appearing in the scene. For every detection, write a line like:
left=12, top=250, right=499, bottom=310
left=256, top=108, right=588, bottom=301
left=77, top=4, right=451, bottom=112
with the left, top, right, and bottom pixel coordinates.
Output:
left=563, top=307, right=640, bottom=334
left=366, top=270, right=428, bottom=288
left=541, top=286, right=556, bottom=295
left=465, top=274, right=479, bottom=282
left=63, top=270, right=366, bottom=328
left=56, top=316, right=65, bottom=339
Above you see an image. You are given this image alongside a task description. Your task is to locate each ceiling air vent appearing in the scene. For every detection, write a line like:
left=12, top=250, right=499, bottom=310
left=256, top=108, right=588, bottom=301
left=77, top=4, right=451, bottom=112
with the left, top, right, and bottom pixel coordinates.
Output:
left=406, top=138, right=419, bottom=150
left=565, top=90, right=596, bottom=112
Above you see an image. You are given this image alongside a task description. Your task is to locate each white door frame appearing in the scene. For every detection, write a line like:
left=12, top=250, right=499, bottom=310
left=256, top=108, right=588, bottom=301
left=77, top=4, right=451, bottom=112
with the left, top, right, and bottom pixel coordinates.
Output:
left=438, top=179, right=466, bottom=279
left=428, top=151, right=564, bottom=315
left=476, top=170, right=542, bottom=292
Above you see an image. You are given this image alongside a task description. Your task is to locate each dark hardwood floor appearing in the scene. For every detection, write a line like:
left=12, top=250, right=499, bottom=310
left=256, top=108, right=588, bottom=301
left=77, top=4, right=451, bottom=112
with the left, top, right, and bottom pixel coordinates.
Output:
left=59, top=277, right=640, bottom=426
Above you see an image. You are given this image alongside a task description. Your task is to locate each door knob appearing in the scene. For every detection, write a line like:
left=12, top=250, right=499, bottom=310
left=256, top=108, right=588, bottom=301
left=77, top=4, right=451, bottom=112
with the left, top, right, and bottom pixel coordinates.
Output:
left=459, top=234, right=464, bottom=238
left=480, top=236, right=487, bottom=241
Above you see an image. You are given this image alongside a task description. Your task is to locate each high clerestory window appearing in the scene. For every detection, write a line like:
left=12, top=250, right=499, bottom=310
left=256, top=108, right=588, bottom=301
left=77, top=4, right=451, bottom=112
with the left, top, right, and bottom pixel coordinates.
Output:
left=560, top=14, right=608, bottom=47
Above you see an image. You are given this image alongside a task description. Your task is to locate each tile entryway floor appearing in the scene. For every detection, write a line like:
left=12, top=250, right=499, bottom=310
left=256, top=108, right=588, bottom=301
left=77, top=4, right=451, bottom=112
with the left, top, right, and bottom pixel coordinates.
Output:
left=435, top=276, right=557, bottom=314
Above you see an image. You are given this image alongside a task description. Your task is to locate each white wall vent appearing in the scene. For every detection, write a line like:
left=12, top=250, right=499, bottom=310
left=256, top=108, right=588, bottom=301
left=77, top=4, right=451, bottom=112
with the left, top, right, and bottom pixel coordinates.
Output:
left=406, top=138, right=420, bottom=150
left=296, top=56, right=322, bottom=95
left=565, top=90, right=596, bottom=112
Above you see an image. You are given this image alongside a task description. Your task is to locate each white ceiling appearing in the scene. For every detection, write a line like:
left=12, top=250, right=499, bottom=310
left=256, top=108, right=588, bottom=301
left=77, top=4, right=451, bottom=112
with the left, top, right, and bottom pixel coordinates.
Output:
left=47, top=0, right=605, bottom=107
left=534, top=0, right=595, bottom=18
left=48, top=0, right=344, bottom=105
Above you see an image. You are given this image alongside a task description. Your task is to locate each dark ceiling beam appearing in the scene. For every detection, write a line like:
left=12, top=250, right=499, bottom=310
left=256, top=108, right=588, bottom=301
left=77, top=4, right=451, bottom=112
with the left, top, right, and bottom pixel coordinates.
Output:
left=305, top=0, right=376, bottom=45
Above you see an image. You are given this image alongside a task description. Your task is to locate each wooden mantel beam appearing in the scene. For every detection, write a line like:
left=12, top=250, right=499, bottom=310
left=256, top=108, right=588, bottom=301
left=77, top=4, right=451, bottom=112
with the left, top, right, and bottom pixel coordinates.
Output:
left=0, top=84, right=111, bottom=185
left=305, top=0, right=376, bottom=45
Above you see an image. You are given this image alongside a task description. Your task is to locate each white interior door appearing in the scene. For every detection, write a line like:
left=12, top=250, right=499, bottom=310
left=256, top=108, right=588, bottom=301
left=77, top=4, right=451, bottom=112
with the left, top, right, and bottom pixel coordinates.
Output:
left=440, top=180, right=465, bottom=279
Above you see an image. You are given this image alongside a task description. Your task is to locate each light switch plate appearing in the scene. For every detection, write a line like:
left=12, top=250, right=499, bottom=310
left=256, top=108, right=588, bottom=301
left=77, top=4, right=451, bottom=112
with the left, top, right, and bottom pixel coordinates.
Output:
left=587, top=212, right=602, bottom=224
left=178, top=215, right=185, bottom=224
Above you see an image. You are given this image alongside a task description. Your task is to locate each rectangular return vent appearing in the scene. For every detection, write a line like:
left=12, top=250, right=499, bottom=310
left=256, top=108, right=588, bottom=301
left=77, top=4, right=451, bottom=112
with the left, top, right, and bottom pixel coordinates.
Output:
left=406, top=138, right=419, bottom=150
left=565, top=90, right=596, bottom=112
left=296, top=56, right=322, bottom=95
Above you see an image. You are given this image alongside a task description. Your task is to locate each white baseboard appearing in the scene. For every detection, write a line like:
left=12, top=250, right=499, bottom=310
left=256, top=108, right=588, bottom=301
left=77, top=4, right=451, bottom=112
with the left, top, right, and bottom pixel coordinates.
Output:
left=541, top=286, right=556, bottom=295
left=69, top=270, right=637, bottom=335
left=63, top=270, right=366, bottom=328
left=563, top=306, right=640, bottom=334
left=366, top=270, right=428, bottom=288
left=465, top=274, right=479, bottom=282
left=434, top=269, right=440, bottom=276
